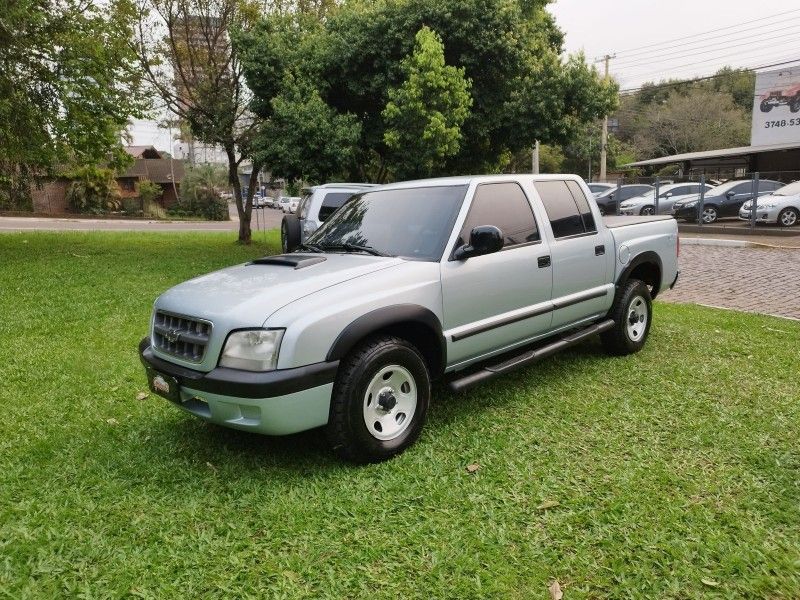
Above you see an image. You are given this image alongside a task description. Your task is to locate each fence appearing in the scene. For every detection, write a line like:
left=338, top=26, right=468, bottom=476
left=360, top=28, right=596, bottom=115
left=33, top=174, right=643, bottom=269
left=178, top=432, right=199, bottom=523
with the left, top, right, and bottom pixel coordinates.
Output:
left=589, top=170, right=800, bottom=228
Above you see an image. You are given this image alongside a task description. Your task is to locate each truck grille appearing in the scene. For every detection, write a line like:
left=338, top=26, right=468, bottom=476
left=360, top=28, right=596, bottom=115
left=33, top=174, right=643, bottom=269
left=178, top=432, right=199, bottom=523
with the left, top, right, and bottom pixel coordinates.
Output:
left=152, top=311, right=212, bottom=363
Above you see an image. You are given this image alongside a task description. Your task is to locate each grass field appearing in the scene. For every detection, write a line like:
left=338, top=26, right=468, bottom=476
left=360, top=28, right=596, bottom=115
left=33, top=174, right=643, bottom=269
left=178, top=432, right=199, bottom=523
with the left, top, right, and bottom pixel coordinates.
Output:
left=1, top=232, right=799, bottom=598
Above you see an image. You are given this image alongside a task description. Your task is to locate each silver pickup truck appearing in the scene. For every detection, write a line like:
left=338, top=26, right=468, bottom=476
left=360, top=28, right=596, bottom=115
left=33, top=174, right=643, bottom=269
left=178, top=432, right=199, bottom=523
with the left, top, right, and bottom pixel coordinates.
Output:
left=139, top=175, right=679, bottom=463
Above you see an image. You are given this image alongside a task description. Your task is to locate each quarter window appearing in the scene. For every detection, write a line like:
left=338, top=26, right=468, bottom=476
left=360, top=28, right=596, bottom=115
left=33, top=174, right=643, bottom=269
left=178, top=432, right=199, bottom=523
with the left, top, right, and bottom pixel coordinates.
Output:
left=458, top=182, right=539, bottom=248
left=566, top=181, right=596, bottom=233
left=318, top=192, right=354, bottom=222
left=534, top=180, right=587, bottom=239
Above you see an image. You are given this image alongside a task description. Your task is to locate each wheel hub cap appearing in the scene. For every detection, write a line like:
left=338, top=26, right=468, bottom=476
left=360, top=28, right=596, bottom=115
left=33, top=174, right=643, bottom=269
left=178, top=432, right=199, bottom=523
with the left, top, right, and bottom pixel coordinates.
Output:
left=626, top=295, right=648, bottom=341
left=363, top=365, right=417, bottom=441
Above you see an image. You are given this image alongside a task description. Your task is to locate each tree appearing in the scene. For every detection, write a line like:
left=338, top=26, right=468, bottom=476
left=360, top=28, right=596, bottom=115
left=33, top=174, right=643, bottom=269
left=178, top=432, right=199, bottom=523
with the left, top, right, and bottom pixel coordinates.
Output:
left=631, top=89, right=750, bottom=159
left=0, top=0, right=146, bottom=209
left=382, top=27, right=472, bottom=181
left=134, top=0, right=265, bottom=242
left=239, top=0, right=616, bottom=183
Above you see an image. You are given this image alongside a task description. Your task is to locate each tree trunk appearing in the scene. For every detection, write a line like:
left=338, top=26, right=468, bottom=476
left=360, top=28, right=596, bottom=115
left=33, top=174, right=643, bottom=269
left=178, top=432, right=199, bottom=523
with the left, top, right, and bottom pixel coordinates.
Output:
left=225, top=145, right=251, bottom=244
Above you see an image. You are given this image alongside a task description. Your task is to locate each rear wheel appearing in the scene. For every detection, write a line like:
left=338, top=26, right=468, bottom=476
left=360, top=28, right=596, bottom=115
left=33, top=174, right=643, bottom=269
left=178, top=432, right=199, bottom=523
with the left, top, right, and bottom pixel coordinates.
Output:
left=325, top=336, right=430, bottom=463
left=601, top=279, right=653, bottom=356
left=281, top=214, right=301, bottom=253
left=760, top=100, right=773, bottom=113
left=778, top=207, right=799, bottom=227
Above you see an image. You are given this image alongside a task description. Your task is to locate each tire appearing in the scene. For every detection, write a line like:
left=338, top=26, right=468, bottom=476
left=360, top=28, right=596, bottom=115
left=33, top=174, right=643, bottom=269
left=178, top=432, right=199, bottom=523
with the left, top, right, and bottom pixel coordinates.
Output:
left=701, top=205, right=718, bottom=224
left=760, top=100, right=773, bottom=113
left=601, top=279, right=653, bottom=356
left=598, top=206, right=606, bottom=216
left=325, top=335, right=431, bottom=464
left=640, top=206, right=655, bottom=216
left=281, top=214, right=301, bottom=253
left=790, top=95, right=800, bottom=113
left=778, top=207, right=799, bottom=227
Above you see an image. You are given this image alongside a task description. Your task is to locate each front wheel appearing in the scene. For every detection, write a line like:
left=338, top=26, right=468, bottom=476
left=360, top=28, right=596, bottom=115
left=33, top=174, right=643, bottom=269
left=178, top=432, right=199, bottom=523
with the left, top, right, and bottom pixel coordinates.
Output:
left=640, top=206, right=655, bottom=216
left=778, top=207, right=799, bottom=227
left=601, top=279, right=653, bottom=356
left=325, top=336, right=431, bottom=463
left=790, top=95, right=800, bottom=113
left=701, top=205, right=718, bottom=224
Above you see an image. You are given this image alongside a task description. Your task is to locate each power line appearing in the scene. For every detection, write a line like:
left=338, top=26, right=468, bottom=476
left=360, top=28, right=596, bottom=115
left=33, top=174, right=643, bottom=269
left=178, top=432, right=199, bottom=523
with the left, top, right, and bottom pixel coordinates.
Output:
left=618, top=57, right=800, bottom=95
left=614, top=22, right=800, bottom=68
left=610, top=7, right=800, bottom=58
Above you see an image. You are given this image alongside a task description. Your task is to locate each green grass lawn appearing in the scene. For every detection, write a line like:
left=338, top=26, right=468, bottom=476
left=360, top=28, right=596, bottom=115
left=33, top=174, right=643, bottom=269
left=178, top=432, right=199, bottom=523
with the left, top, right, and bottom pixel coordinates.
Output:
left=1, top=232, right=799, bottom=598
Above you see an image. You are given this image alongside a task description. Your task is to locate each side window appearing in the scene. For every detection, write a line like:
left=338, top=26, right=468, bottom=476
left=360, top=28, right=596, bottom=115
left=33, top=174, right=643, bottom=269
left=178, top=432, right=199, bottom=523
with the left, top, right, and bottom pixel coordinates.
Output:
left=458, top=182, right=539, bottom=248
left=318, top=192, right=354, bottom=222
left=566, top=180, right=596, bottom=233
left=534, top=180, right=586, bottom=239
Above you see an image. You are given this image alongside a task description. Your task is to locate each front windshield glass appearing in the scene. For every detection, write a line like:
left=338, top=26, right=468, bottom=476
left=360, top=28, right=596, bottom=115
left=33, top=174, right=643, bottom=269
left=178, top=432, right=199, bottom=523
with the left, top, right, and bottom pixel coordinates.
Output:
left=775, top=181, right=800, bottom=196
left=306, top=185, right=468, bottom=261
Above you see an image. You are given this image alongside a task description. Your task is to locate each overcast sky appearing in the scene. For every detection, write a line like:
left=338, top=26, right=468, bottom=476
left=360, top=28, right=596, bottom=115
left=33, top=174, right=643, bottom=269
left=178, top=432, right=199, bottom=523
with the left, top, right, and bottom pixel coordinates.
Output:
left=547, top=0, right=800, bottom=89
left=130, top=1, right=800, bottom=150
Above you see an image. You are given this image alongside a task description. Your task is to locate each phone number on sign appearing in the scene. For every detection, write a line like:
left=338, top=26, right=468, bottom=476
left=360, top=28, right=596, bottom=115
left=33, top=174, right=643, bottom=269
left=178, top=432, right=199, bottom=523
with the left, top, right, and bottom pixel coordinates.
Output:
left=764, top=118, right=800, bottom=128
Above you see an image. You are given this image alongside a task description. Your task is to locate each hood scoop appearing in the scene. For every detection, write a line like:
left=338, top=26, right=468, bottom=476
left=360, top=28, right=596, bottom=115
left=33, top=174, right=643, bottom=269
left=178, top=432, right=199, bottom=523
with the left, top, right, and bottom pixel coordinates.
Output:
left=249, top=254, right=327, bottom=270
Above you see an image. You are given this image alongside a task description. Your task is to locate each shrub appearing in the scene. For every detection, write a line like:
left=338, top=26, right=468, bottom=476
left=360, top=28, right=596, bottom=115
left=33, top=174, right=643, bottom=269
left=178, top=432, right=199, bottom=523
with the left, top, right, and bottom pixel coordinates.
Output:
left=66, top=166, right=120, bottom=214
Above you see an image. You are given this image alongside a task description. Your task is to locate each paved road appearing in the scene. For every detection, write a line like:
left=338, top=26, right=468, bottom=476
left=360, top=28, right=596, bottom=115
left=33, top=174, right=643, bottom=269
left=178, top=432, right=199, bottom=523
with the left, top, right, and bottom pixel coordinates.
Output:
left=0, top=207, right=284, bottom=232
left=661, top=245, right=800, bottom=320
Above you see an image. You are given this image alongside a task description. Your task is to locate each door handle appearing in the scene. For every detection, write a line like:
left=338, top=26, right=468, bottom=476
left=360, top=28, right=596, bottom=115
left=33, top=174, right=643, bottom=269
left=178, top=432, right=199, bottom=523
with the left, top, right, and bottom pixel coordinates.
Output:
left=538, top=255, right=551, bottom=268
left=595, top=245, right=606, bottom=256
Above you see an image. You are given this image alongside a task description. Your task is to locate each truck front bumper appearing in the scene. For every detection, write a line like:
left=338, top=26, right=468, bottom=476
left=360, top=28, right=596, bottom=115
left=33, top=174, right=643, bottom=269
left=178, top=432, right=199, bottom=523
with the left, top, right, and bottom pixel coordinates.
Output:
left=139, top=337, right=338, bottom=435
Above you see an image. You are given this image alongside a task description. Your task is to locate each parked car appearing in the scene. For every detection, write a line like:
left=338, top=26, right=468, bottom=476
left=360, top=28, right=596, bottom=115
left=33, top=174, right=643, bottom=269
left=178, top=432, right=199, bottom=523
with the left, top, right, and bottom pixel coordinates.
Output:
left=759, top=82, right=800, bottom=113
left=287, top=197, right=301, bottom=213
left=276, top=196, right=292, bottom=212
left=619, top=182, right=714, bottom=216
left=671, top=179, right=783, bottom=223
left=593, top=184, right=654, bottom=215
left=252, top=194, right=269, bottom=209
left=739, top=180, right=800, bottom=227
left=281, top=183, right=378, bottom=253
left=588, top=183, right=615, bottom=196
left=139, top=174, right=679, bottom=463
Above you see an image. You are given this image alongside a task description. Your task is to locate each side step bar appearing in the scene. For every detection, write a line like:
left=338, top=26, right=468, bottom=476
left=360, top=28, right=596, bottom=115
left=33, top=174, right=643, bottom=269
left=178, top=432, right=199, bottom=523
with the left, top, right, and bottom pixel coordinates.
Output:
left=447, top=319, right=615, bottom=393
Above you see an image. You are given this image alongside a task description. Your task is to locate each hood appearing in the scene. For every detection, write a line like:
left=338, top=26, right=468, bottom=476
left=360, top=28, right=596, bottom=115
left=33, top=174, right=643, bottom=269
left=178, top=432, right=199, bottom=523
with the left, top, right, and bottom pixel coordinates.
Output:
left=155, top=253, right=404, bottom=327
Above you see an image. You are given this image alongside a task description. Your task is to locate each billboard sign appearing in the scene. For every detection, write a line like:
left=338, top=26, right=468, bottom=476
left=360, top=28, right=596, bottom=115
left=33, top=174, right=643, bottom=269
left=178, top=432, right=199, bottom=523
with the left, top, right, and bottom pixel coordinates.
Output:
left=751, top=66, right=800, bottom=146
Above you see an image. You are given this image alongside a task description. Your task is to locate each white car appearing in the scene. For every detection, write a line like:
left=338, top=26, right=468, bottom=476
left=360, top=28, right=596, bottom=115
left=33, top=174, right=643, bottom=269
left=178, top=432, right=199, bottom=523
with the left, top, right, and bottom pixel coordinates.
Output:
left=277, top=196, right=292, bottom=212
left=619, top=182, right=714, bottom=216
left=287, top=197, right=301, bottom=213
left=739, top=181, right=800, bottom=227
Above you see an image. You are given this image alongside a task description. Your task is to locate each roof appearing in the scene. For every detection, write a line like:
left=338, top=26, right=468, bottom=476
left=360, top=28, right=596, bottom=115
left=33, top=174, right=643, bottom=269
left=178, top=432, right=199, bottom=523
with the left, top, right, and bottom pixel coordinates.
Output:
left=124, top=145, right=163, bottom=159
left=119, top=158, right=185, bottom=184
left=377, top=174, right=586, bottom=190
left=624, top=142, right=800, bottom=167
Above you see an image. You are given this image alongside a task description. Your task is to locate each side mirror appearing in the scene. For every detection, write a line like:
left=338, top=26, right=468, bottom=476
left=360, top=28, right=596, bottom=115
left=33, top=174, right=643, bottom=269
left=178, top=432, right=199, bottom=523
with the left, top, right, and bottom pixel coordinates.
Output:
left=453, top=225, right=503, bottom=260
left=664, top=192, right=673, bottom=198
left=726, top=191, right=736, bottom=198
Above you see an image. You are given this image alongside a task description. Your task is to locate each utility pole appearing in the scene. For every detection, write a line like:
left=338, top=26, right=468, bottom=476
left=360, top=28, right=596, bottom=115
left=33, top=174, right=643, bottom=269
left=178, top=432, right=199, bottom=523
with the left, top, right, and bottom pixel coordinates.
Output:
left=532, top=140, right=540, bottom=174
left=596, top=54, right=615, bottom=182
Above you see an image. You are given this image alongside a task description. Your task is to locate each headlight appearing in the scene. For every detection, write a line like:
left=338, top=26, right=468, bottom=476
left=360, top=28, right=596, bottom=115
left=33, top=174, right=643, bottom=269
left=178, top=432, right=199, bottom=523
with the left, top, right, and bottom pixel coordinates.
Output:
left=219, top=329, right=284, bottom=371
left=683, top=201, right=698, bottom=207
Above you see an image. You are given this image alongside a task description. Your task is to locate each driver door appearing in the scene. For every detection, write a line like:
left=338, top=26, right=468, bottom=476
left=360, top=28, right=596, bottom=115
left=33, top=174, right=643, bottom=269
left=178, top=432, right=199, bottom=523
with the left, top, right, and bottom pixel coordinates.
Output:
left=441, top=182, right=553, bottom=368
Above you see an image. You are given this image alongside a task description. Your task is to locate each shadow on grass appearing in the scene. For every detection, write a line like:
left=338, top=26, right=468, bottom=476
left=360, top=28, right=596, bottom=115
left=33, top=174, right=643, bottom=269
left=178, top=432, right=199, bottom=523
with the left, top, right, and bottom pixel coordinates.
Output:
left=132, top=339, right=613, bottom=472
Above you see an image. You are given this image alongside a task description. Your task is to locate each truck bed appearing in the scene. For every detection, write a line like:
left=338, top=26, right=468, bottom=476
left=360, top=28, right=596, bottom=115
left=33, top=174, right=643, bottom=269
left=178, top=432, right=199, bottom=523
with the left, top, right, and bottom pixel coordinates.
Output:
left=602, top=215, right=675, bottom=228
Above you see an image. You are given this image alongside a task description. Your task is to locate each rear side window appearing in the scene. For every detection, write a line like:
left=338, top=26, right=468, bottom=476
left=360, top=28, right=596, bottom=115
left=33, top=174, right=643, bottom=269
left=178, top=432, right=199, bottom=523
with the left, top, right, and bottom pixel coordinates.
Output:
left=318, top=192, right=354, bottom=222
left=534, top=180, right=589, bottom=239
left=458, top=182, right=539, bottom=247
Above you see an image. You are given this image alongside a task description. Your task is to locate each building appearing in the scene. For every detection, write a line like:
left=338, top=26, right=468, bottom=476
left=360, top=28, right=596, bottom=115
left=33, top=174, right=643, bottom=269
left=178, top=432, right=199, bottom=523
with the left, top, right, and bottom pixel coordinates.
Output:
left=624, top=142, right=800, bottom=182
left=118, top=146, right=185, bottom=207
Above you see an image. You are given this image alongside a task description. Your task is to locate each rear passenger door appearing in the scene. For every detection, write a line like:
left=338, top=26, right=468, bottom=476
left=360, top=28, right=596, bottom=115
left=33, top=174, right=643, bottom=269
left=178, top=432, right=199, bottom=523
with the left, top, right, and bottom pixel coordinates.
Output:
left=532, top=180, right=614, bottom=330
left=441, top=182, right=553, bottom=367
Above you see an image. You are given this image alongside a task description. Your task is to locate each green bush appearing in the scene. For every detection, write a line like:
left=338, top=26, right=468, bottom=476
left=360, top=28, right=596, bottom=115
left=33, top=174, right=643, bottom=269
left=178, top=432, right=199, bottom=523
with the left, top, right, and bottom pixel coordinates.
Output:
left=122, top=196, right=142, bottom=214
left=66, top=166, right=120, bottom=214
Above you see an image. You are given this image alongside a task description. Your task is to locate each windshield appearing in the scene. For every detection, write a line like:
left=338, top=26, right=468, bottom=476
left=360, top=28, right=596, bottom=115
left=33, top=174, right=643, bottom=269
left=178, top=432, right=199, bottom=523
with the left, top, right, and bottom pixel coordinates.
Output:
left=775, top=181, right=800, bottom=196
left=306, top=185, right=468, bottom=261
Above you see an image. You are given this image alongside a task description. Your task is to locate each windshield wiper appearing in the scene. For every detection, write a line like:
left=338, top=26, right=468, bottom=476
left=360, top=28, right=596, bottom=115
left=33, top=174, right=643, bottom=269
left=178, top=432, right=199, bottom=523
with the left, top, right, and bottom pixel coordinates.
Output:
left=297, top=243, right=324, bottom=253
left=319, top=243, right=391, bottom=257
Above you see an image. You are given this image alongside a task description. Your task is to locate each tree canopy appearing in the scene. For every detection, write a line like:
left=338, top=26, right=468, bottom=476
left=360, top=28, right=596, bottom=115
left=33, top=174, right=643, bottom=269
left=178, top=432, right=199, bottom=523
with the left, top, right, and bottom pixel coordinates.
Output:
left=238, top=0, right=617, bottom=183
left=0, top=0, right=146, bottom=208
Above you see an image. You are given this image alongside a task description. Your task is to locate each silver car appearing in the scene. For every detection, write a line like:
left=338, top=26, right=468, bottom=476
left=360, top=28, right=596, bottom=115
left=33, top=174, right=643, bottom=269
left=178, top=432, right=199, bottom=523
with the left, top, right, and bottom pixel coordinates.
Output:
left=619, top=182, right=714, bottom=216
left=139, top=174, right=678, bottom=463
left=739, top=181, right=800, bottom=227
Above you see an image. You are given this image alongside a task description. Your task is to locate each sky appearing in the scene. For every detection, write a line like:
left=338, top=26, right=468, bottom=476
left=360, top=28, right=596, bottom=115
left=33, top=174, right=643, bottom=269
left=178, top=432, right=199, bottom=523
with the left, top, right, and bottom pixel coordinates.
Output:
left=130, top=1, right=800, bottom=150
left=547, top=0, right=800, bottom=90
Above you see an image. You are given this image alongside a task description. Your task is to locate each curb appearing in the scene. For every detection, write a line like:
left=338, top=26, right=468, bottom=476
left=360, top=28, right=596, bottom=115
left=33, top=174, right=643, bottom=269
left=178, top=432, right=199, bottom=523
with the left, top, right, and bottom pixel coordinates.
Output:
left=680, top=237, right=800, bottom=250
